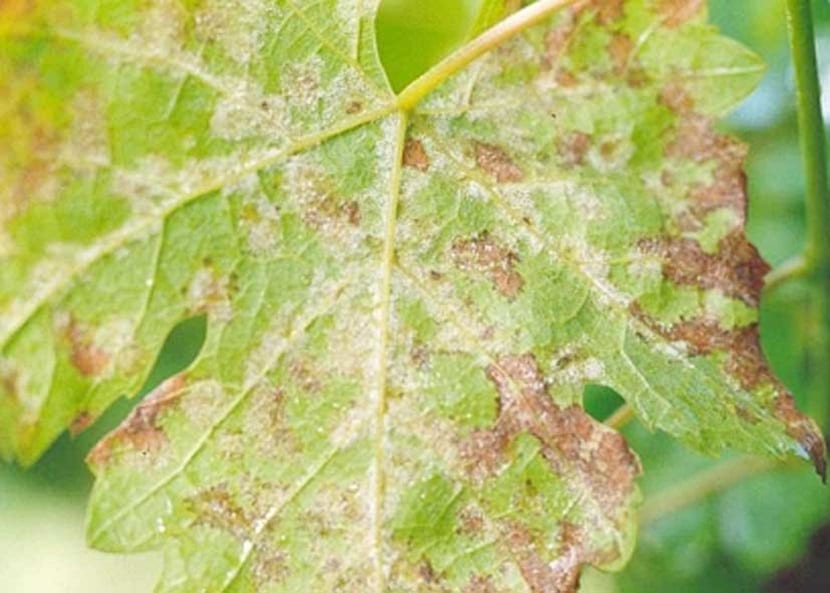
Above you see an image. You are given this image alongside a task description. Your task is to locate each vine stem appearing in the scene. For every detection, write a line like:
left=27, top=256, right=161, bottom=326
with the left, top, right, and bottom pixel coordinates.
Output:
left=639, top=456, right=779, bottom=526
left=785, top=0, right=830, bottom=430
left=396, top=0, right=578, bottom=110
left=764, top=253, right=808, bottom=292
left=604, top=403, right=635, bottom=430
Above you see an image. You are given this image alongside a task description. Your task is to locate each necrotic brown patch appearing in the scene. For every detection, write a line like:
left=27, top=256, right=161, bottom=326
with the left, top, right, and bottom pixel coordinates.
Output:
left=465, top=575, right=497, bottom=593
left=608, top=34, right=634, bottom=75
left=87, top=374, right=186, bottom=467
left=475, top=142, right=524, bottom=183
left=629, top=306, right=827, bottom=479
left=638, top=232, right=769, bottom=307
left=452, top=232, right=525, bottom=299
left=658, top=0, right=704, bottom=27
left=661, top=83, right=749, bottom=224
left=774, top=394, right=827, bottom=481
left=69, top=412, right=94, bottom=436
left=581, top=0, right=623, bottom=25
left=190, top=483, right=251, bottom=537
left=474, top=355, right=640, bottom=507
left=558, top=132, right=591, bottom=167
left=629, top=307, right=772, bottom=388
left=543, top=11, right=576, bottom=66
left=460, top=354, right=640, bottom=590
left=62, top=317, right=109, bottom=377
left=506, top=523, right=581, bottom=593
left=403, top=138, right=430, bottom=172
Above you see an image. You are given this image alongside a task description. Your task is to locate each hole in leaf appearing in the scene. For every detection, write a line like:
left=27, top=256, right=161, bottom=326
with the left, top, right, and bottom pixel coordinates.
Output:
left=376, top=0, right=485, bottom=91
left=583, top=384, right=627, bottom=423
left=137, top=314, right=207, bottom=395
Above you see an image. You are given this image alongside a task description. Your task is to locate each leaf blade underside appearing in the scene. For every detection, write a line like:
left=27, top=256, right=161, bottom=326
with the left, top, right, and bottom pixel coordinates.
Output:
left=0, top=1, right=824, bottom=592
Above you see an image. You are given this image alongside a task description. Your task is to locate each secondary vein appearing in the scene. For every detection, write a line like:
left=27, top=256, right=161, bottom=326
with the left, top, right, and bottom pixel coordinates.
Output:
left=369, top=111, right=408, bottom=593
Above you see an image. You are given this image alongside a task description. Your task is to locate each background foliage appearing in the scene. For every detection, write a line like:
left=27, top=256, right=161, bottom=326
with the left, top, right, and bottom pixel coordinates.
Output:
left=1, top=0, right=828, bottom=591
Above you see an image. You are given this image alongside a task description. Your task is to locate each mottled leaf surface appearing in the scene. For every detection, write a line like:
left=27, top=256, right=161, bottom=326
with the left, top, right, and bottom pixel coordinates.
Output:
left=0, top=1, right=824, bottom=591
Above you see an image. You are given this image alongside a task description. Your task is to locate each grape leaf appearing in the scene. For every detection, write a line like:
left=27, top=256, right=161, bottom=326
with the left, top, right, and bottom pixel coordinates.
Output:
left=0, top=1, right=825, bottom=592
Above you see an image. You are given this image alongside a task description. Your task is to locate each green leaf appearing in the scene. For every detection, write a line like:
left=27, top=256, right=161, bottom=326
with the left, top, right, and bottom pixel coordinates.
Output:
left=0, top=1, right=824, bottom=591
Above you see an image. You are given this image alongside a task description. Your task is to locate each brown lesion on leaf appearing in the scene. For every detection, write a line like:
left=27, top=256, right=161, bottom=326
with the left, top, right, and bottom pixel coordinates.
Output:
left=466, top=355, right=640, bottom=507
left=288, top=359, right=323, bottom=393
left=457, top=507, right=485, bottom=536
left=69, top=412, right=94, bottom=436
left=302, top=190, right=363, bottom=229
left=555, top=69, right=579, bottom=88
left=61, top=316, right=109, bottom=377
left=186, top=263, right=231, bottom=317
left=474, top=142, right=524, bottom=183
left=5, top=124, right=59, bottom=213
left=410, top=343, right=430, bottom=368
left=608, top=34, right=634, bottom=75
left=558, top=132, right=591, bottom=167
left=661, top=83, right=750, bottom=225
left=658, top=0, right=704, bottom=28
left=638, top=231, right=770, bottom=307
left=580, top=0, right=624, bottom=25
left=87, top=373, right=186, bottom=467
left=418, top=561, right=439, bottom=584
left=189, top=483, right=252, bottom=538
left=0, top=365, right=19, bottom=400
left=464, top=575, right=498, bottom=593
left=403, top=138, right=430, bottom=172
left=774, top=395, right=827, bottom=481
left=542, top=10, right=577, bottom=67
left=251, top=544, right=289, bottom=588
left=506, top=523, right=582, bottom=593
left=629, top=307, right=770, bottom=385
left=452, top=232, right=525, bottom=299
left=343, top=200, right=361, bottom=225
left=629, top=306, right=827, bottom=479
left=460, top=355, right=640, bottom=590
left=0, top=0, right=35, bottom=19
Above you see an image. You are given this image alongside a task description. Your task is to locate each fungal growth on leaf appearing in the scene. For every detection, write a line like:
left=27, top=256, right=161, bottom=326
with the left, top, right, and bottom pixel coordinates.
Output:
left=0, top=1, right=825, bottom=592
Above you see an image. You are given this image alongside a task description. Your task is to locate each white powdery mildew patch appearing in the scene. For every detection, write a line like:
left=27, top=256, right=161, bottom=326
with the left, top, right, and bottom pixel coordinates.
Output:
left=210, top=87, right=289, bottom=142
left=229, top=178, right=283, bottom=255
left=327, top=285, right=377, bottom=376
left=283, top=157, right=326, bottom=211
left=333, top=0, right=359, bottom=51
left=0, top=225, right=162, bottom=347
left=282, top=54, right=326, bottom=111
left=625, top=247, right=662, bottom=284
left=194, top=0, right=281, bottom=66
left=113, top=146, right=285, bottom=215
left=114, top=156, right=182, bottom=215
left=140, top=0, right=188, bottom=54
left=186, top=267, right=232, bottom=322
left=94, top=316, right=142, bottom=376
left=564, top=184, right=605, bottom=224
left=652, top=340, right=690, bottom=360
left=175, top=378, right=229, bottom=438
left=327, top=404, right=372, bottom=450
left=552, top=357, right=606, bottom=386
left=61, top=90, right=111, bottom=173
left=243, top=323, right=292, bottom=391
left=554, top=233, right=632, bottom=310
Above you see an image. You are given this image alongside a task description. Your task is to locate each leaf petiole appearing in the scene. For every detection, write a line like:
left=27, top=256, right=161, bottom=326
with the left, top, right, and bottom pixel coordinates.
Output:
left=395, top=0, right=578, bottom=110
left=639, top=456, right=781, bottom=526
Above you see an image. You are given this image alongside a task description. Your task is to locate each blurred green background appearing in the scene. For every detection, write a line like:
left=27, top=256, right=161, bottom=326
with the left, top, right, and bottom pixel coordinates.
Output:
left=2, top=1, right=829, bottom=591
